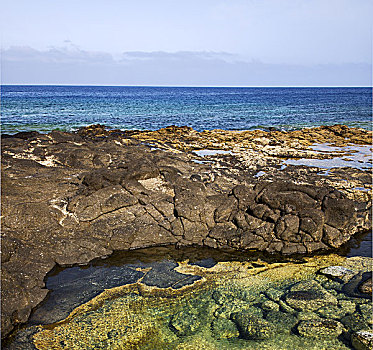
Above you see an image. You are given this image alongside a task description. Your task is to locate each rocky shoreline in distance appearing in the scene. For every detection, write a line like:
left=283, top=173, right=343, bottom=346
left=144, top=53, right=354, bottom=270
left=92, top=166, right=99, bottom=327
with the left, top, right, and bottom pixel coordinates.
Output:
left=1, top=124, right=372, bottom=338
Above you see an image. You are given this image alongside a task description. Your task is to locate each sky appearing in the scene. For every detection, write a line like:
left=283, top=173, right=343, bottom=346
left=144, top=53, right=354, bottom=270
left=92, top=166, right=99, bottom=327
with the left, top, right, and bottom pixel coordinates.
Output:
left=1, top=0, right=372, bottom=86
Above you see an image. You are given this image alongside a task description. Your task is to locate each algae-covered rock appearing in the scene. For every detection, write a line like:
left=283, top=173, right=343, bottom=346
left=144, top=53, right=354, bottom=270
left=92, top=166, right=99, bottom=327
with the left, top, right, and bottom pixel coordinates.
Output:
left=278, top=300, right=297, bottom=314
left=357, top=304, right=373, bottom=325
left=358, top=277, right=372, bottom=295
left=214, top=302, right=263, bottom=320
left=316, top=304, right=350, bottom=319
left=265, top=311, right=298, bottom=334
left=231, top=312, right=275, bottom=340
left=261, top=300, right=280, bottom=312
left=351, top=330, right=373, bottom=350
left=212, top=287, right=255, bottom=305
left=264, top=287, right=284, bottom=302
left=285, top=280, right=337, bottom=311
left=297, top=319, right=344, bottom=338
left=340, top=313, right=370, bottom=333
left=170, top=309, right=201, bottom=336
left=297, top=311, right=321, bottom=322
left=338, top=299, right=356, bottom=315
left=211, top=318, right=239, bottom=339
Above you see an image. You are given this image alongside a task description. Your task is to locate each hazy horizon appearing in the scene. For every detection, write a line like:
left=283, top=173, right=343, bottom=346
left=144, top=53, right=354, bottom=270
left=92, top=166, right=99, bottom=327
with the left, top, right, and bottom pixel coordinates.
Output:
left=1, top=0, right=372, bottom=86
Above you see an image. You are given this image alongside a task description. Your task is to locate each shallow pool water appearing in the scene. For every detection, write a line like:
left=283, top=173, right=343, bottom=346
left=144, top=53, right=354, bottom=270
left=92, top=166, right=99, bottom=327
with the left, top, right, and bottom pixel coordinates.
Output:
left=284, top=143, right=372, bottom=170
left=6, top=240, right=373, bottom=350
left=10, top=254, right=372, bottom=350
left=193, top=149, right=234, bottom=157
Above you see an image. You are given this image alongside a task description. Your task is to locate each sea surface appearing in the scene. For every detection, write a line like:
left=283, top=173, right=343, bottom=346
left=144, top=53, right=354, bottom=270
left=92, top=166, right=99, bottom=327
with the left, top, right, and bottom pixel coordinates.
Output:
left=1, top=85, right=371, bottom=134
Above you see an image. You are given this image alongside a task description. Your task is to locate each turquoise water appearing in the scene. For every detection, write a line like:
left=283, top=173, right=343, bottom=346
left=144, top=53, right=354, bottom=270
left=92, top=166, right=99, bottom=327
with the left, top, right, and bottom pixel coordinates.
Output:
left=1, top=86, right=371, bottom=133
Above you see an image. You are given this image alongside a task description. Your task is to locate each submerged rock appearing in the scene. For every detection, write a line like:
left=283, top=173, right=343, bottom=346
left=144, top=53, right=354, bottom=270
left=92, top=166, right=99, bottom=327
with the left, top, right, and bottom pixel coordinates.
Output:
left=231, top=312, right=275, bottom=340
left=357, top=304, right=373, bottom=326
left=261, top=300, right=280, bottom=312
left=210, top=318, right=239, bottom=339
left=358, top=277, right=372, bottom=295
left=170, top=309, right=202, bottom=336
left=297, top=319, right=344, bottom=338
left=265, top=311, right=298, bottom=334
left=340, top=313, right=371, bottom=333
left=351, top=330, right=373, bottom=350
left=285, top=280, right=338, bottom=311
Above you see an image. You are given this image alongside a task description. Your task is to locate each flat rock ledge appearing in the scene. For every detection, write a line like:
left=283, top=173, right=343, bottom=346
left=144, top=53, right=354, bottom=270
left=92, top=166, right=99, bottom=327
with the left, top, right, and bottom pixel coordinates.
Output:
left=1, top=125, right=372, bottom=338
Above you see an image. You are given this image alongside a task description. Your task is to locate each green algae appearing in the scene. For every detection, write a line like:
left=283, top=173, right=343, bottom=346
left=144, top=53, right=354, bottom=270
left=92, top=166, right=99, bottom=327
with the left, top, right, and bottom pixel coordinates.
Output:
left=16, top=255, right=372, bottom=349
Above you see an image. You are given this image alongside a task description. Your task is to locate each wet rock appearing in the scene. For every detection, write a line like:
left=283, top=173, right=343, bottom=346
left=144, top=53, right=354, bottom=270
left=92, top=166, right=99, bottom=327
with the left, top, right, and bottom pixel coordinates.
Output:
left=231, top=313, right=275, bottom=340
left=170, top=309, right=201, bottom=336
left=285, top=280, right=337, bottom=311
left=343, top=272, right=372, bottom=299
left=214, top=302, right=263, bottom=320
left=319, top=266, right=356, bottom=283
left=261, top=300, right=280, bottom=312
left=2, top=325, right=40, bottom=350
left=338, top=300, right=356, bottom=315
left=1, top=125, right=371, bottom=339
left=297, top=319, right=344, bottom=338
left=211, top=318, right=239, bottom=339
left=316, top=304, right=350, bottom=320
left=351, top=330, right=373, bottom=350
left=212, top=287, right=255, bottom=305
left=264, top=287, right=284, bottom=302
left=358, top=277, right=372, bottom=295
left=340, top=313, right=371, bottom=333
left=357, top=304, right=373, bottom=325
left=265, top=311, right=297, bottom=334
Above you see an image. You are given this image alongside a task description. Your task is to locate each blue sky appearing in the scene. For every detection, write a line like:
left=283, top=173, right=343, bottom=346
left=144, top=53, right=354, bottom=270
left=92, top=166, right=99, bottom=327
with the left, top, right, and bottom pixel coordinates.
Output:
left=1, top=0, right=372, bottom=86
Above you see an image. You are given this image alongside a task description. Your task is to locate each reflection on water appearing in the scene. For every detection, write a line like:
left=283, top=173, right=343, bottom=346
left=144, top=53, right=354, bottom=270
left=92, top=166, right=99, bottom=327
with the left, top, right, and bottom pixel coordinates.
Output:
left=285, top=143, right=372, bottom=170
left=10, top=253, right=372, bottom=350
left=20, top=231, right=373, bottom=327
left=6, top=234, right=372, bottom=350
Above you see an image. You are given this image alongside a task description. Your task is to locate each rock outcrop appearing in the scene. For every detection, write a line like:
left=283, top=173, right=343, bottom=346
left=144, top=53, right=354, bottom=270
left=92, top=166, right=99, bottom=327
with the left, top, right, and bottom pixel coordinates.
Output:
left=1, top=125, right=372, bottom=338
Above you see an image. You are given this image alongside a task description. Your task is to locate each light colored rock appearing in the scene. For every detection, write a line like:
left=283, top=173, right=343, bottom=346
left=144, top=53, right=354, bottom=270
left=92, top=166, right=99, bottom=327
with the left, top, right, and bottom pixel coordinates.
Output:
left=351, top=330, right=373, bottom=350
left=319, top=266, right=356, bottom=282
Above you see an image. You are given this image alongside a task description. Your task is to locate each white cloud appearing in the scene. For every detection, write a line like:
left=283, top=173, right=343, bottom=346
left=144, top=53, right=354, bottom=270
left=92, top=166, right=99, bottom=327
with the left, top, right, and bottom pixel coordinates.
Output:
left=1, top=46, right=371, bottom=86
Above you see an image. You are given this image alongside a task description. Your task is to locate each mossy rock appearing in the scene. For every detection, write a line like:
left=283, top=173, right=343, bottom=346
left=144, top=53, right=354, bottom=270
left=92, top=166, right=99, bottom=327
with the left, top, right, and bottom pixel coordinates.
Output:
left=285, top=280, right=337, bottom=311
left=263, top=287, right=284, bottom=302
left=170, top=309, right=202, bottom=336
left=297, top=319, right=344, bottom=338
left=261, top=300, right=280, bottom=312
left=265, top=311, right=297, bottom=334
left=211, top=318, right=239, bottom=339
left=231, top=312, right=275, bottom=340
left=338, top=299, right=356, bottom=315
left=358, top=304, right=373, bottom=325
left=341, top=312, right=370, bottom=333
left=213, top=300, right=263, bottom=320
left=212, top=287, right=255, bottom=305
left=316, top=304, right=349, bottom=319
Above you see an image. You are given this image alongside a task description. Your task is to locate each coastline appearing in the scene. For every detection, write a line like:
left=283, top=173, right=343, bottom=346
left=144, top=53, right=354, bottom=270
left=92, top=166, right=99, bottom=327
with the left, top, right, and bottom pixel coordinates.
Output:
left=1, top=124, right=372, bottom=343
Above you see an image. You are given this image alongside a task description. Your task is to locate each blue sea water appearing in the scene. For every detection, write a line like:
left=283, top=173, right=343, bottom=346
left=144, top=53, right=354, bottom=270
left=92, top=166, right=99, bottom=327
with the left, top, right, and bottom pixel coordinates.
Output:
left=1, top=85, right=371, bottom=134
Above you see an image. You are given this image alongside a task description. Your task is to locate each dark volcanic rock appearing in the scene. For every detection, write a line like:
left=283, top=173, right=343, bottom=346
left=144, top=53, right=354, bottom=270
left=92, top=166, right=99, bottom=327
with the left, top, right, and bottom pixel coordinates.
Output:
left=1, top=125, right=371, bottom=338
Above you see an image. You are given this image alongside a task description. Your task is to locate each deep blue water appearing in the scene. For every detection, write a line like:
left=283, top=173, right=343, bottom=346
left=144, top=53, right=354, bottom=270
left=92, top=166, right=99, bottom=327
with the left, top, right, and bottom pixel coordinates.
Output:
left=1, top=85, right=371, bottom=134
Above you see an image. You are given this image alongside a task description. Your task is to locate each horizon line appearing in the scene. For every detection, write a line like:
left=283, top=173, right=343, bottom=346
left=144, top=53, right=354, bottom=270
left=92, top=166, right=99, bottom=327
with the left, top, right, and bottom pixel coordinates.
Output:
left=1, top=84, right=372, bottom=88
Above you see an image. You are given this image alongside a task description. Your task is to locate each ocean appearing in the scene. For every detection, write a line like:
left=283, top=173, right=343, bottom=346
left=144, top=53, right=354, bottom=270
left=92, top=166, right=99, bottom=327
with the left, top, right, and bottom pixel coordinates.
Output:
left=1, top=85, right=371, bottom=134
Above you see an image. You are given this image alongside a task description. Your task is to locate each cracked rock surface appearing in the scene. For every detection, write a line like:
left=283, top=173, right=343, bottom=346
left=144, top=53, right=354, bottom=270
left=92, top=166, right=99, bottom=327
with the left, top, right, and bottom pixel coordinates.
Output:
left=1, top=124, right=372, bottom=338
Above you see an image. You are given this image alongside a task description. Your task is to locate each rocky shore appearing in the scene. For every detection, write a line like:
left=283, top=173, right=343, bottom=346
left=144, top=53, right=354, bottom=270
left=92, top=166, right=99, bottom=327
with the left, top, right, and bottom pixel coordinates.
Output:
left=1, top=124, right=372, bottom=339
